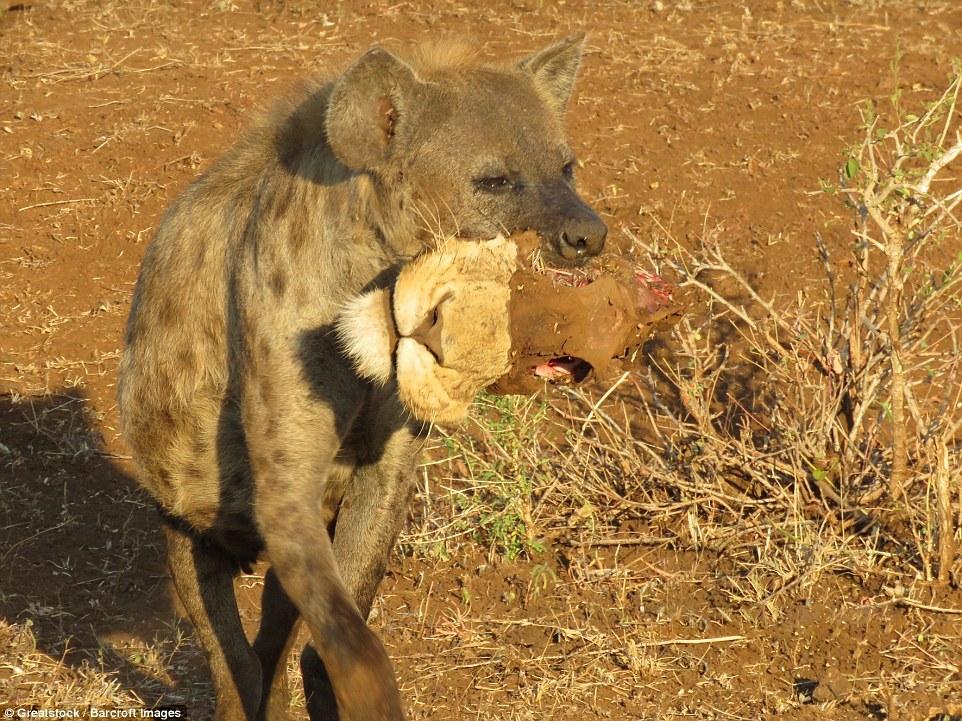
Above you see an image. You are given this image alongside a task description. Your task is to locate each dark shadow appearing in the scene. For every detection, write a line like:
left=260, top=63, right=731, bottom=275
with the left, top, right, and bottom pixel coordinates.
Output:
left=792, top=677, right=818, bottom=704
left=292, top=262, right=412, bottom=461
left=0, top=389, right=206, bottom=711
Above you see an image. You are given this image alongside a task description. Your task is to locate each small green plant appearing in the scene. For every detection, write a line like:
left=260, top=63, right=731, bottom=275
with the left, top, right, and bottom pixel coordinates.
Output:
left=418, top=392, right=551, bottom=561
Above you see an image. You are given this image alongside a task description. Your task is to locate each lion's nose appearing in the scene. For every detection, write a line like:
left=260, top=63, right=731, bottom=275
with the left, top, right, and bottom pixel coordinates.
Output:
left=409, top=304, right=445, bottom=365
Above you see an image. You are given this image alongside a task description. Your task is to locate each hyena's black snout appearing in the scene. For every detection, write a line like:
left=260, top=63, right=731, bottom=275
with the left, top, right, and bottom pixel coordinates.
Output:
left=557, top=208, right=607, bottom=261
left=537, top=182, right=607, bottom=263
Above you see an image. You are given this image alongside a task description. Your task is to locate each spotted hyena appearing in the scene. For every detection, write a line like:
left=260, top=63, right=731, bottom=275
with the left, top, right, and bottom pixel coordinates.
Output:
left=118, top=35, right=606, bottom=721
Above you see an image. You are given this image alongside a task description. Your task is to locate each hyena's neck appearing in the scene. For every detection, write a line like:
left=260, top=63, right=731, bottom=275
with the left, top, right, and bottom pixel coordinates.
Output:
left=362, top=173, right=427, bottom=261
left=273, top=84, right=426, bottom=264
left=240, top=164, right=407, bottom=327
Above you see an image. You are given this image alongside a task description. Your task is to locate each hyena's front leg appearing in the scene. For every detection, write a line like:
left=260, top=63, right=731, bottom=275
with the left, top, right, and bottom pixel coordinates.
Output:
left=301, top=391, right=424, bottom=720
left=244, top=348, right=404, bottom=721
left=335, top=391, right=423, bottom=617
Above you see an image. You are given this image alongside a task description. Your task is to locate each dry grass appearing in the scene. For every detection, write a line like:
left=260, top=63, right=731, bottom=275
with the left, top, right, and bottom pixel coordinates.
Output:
left=0, top=619, right=139, bottom=709
left=413, top=134, right=962, bottom=592
left=390, top=67, right=962, bottom=718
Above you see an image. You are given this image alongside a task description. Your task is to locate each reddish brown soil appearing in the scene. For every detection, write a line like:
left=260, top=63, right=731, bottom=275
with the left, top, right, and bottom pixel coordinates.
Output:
left=2, top=1, right=962, bottom=720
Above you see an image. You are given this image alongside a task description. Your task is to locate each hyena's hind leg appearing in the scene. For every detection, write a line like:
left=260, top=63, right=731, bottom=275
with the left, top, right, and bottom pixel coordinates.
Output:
left=163, top=519, right=263, bottom=721
left=252, top=568, right=301, bottom=721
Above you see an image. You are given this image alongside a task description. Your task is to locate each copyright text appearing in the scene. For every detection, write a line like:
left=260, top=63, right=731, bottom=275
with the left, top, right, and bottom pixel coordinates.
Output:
left=1, top=709, right=185, bottom=720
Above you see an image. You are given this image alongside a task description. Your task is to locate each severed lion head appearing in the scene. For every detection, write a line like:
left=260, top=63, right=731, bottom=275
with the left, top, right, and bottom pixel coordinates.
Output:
left=336, top=232, right=683, bottom=424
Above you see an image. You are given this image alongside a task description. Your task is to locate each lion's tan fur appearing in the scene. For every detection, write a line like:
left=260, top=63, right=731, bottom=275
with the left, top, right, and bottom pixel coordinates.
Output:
left=337, top=236, right=516, bottom=424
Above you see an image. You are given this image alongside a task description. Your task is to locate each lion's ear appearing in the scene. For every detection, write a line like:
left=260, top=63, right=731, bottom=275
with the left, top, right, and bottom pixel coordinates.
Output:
left=335, top=289, right=396, bottom=384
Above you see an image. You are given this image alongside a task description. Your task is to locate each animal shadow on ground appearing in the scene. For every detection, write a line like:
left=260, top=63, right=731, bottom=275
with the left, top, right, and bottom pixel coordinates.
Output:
left=0, top=389, right=206, bottom=709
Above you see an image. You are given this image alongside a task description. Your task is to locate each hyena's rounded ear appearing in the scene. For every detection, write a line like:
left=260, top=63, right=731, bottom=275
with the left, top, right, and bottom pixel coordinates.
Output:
left=325, top=47, right=421, bottom=171
left=519, top=32, right=586, bottom=115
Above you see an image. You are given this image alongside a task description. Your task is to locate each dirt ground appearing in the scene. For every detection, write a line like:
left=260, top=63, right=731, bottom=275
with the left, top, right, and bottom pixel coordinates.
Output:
left=2, top=1, right=962, bottom=719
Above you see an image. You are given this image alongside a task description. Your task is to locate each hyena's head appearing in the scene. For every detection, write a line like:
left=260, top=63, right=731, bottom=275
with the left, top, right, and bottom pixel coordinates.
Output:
left=325, top=34, right=607, bottom=265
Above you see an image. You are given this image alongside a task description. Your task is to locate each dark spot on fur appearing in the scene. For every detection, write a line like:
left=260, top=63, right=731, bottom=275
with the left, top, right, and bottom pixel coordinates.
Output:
left=249, top=451, right=270, bottom=477
left=272, top=449, right=288, bottom=467
left=259, top=373, right=274, bottom=402
left=269, top=183, right=294, bottom=220
left=194, top=240, right=207, bottom=268
left=269, top=269, right=287, bottom=298
left=176, top=347, right=195, bottom=372
left=289, top=228, right=308, bottom=258
left=204, top=324, right=220, bottom=347
left=153, top=374, right=173, bottom=401
left=294, top=287, right=311, bottom=309
left=259, top=381, right=272, bottom=404
left=258, top=337, right=272, bottom=361
left=157, top=298, right=177, bottom=327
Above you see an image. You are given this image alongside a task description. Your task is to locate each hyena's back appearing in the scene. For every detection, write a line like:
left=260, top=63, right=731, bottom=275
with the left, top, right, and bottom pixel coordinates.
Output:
left=117, top=142, right=265, bottom=529
left=118, top=83, right=373, bottom=533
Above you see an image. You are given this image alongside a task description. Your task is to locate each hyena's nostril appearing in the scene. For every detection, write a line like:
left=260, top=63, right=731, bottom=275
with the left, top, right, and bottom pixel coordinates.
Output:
left=560, top=231, right=588, bottom=256
left=558, top=216, right=607, bottom=261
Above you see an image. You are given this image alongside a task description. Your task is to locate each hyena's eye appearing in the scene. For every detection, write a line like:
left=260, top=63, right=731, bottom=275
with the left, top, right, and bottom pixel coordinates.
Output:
left=562, top=161, right=575, bottom=180
left=474, top=176, right=513, bottom=194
